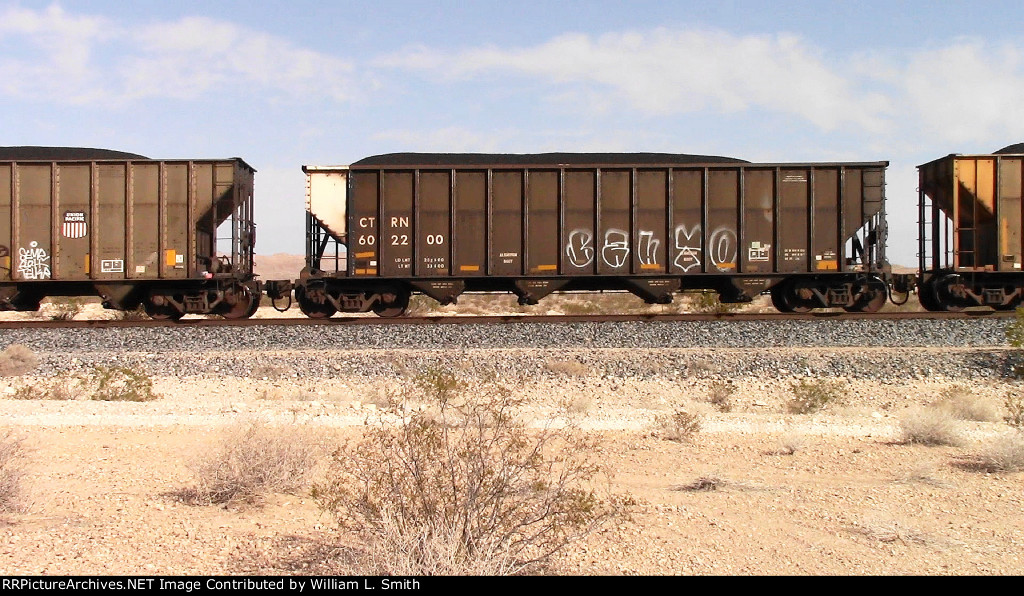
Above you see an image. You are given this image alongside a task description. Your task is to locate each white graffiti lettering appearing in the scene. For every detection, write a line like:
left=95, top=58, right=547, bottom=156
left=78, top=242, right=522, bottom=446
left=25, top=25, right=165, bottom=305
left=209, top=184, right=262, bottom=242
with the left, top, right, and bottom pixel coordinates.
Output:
left=637, top=230, right=659, bottom=266
left=565, top=229, right=594, bottom=268
left=18, top=241, right=51, bottom=279
left=673, top=224, right=702, bottom=272
left=710, top=227, right=737, bottom=271
left=601, top=229, right=630, bottom=268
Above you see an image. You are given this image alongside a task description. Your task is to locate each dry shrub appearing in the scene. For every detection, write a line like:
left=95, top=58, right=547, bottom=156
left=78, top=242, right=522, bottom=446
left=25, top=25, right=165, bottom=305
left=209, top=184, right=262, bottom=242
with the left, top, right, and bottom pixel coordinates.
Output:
left=251, top=363, right=290, bottom=380
left=786, top=378, right=843, bottom=414
left=856, top=514, right=929, bottom=545
left=9, top=375, right=79, bottom=401
left=1005, top=393, right=1024, bottom=430
left=656, top=408, right=702, bottom=442
left=776, top=432, right=807, bottom=455
left=544, top=359, right=590, bottom=377
left=114, top=305, right=149, bottom=321
left=0, top=430, right=28, bottom=513
left=0, top=344, right=38, bottom=377
left=6, top=365, right=155, bottom=401
left=974, top=432, right=1024, bottom=472
left=187, top=420, right=323, bottom=505
left=45, top=297, right=85, bottom=321
left=691, top=290, right=740, bottom=314
left=314, top=370, right=625, bottom=575
left=933, top=385, right=1000, bottom=422
left=899, top=407, right=963, bottom=446
left=707, top=381, right=735, bottom=412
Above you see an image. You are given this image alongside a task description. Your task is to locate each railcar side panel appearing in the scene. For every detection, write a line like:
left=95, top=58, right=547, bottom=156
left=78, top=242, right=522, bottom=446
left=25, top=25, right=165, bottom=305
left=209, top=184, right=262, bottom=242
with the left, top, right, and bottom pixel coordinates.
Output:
left=0, top=166, right=10, bottom=280
left=743, top=168, right=774, bottom=274
left=670, top=169, right=703, bottom=274
left=16, top=164, right=53, bottom=281
left=453, top=170, right=486, bottom=277
left=526, top=170, right=558, bottom=276
left=998, top=159, right=1022, bottom=272
left=491, top=171, right=523, bottom=276
left=349, top=170, right=379, bottom=276
left=130, top=164, right=160, bottom=279
left=813, top=169, right=840, bottom=272
left=562, top=170, right=596, bottom=275
left=418, top=171, right=451, bottom=277
left=381, top=170, right=412, bottom=277
left=635, top=170, right=668, bottom=275
left=778, top=169, right=809, bottom=273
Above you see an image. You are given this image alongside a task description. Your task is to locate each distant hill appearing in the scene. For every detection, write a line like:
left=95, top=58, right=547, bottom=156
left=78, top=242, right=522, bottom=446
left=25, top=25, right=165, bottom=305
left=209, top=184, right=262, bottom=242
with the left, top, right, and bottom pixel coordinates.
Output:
left=253, top=253, right=305, bottom=280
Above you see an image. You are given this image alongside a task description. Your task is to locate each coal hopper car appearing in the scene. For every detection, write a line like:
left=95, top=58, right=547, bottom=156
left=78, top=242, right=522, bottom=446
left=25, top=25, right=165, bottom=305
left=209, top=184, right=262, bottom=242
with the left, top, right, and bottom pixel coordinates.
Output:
left=917, top=144, right=1024, bottom=310
left=0, top=147, right=259, bottom=319
left=272, top=153, right=890, bottom=316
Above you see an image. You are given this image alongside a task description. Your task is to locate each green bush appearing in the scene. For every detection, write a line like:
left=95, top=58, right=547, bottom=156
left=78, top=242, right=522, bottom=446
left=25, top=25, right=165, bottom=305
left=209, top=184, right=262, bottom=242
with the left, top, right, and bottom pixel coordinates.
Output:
left=786, top=378, right=843, bottom=414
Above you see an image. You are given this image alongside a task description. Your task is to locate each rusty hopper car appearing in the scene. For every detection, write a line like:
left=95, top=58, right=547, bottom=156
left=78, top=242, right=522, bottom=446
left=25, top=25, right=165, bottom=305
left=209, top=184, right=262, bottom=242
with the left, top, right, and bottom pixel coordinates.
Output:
left=0, top=147, right=259, bottom=319
left=279, top=153, right=889, bottom=317
left=917, top=145, right=1024, bottom=310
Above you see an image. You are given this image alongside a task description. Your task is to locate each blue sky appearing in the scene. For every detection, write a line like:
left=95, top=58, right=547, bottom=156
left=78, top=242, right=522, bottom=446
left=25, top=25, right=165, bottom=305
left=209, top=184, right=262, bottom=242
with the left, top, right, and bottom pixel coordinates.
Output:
left=3, top=1, right=1024, bottom=266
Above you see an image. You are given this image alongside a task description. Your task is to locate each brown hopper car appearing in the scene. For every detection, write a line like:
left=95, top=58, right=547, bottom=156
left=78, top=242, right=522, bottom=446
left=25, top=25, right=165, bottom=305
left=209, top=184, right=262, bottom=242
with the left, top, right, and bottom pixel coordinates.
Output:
left=0, top=148, right=258, bottom=319
left=917, top=146, right=1024, bottom=310
left=278, top=153, right=890, bottom=317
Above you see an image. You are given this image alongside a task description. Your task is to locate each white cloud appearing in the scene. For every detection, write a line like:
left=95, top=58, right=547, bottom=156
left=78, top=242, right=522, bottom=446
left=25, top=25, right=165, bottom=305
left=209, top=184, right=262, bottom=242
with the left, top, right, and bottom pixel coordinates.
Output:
left=898, top=40, right=1024, bottom=147
left=0, top=5, right=354, bottom=105
left=377, top=28, right=894, bottom=133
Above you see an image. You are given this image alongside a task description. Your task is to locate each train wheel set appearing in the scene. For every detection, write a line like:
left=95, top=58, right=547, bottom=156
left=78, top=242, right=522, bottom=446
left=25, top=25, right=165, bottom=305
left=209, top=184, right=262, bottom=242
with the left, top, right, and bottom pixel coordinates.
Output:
left=3, top=146, right=1024, bottom=319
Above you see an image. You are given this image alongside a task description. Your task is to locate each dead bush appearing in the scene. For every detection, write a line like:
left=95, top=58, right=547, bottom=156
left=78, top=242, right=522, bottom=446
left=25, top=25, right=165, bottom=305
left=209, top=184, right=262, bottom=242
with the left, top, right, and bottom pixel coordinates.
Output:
left=186, top=420, right=324, bottom=505
left=1005, top=393, right=1024, bottom=431
left=6, top=366, right=154, bottom=401
left=786, top=378, right=844, bottom=414
left=932, top=385, right=1000, bottom=422
left=0, top=344, right=38, bottom=377
left=899, top=407, right=963, bottom=446
left=9, top=375, right=79, bottom=401
left=45, top=297, right=85, bottom=321
left=114, top=305, right=149, bottom=321
left=251, top=363, right=290, bottom=380
left=0, top=430, right=28, bottom=513
left=656, top=408, right=702, bottom=442
left=707, top=381, right=735, bottom=412
left=543, top=359, right=590, bottom=377
left=974, top=433, right=1024, bottom=472
left=314, top=373, right=626, bottom=575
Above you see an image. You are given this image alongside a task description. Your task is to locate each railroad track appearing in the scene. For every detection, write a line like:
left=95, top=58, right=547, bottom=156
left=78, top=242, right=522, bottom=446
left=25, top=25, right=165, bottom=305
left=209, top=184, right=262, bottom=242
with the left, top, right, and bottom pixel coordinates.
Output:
left=0, top=309, right=1014, bottom=329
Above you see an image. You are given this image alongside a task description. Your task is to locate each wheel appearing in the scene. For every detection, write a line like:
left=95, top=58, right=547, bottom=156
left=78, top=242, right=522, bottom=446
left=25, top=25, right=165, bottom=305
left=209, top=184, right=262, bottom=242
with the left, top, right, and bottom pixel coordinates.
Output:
left=144, top=298, right=184, bottom=321
left=371, top=290, right=410, bottom=318
left=770, top=282, right=793, bottom=313
left=295, top=285, right=336, bottom=319
left=222, top=285, right=258, bottom=320
left=933, top=274, right=968, bottom=312
left=843, top=277, right=887, bottom=313
left=916, top=280, right=943, bottom=311
left=774, top=282, right=815, bottom=315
